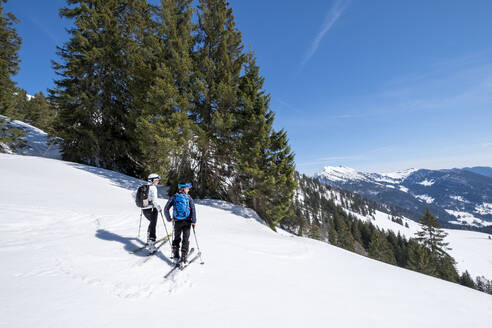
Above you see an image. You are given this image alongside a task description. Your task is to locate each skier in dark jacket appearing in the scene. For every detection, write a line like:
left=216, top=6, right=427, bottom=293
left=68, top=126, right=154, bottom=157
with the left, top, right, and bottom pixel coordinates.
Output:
left=164, top=183, right=196, bottom=263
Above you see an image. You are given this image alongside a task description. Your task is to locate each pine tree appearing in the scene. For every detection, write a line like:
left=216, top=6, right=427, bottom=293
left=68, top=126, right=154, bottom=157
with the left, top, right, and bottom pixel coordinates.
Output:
left=0, top=1, right=25, bottom=153
left=51, top=0, right=155, bottom=176
left=395, top=232, right=409, bottom=266
left=407, top=239, right=436, bottom=276
left=281, top=199, right=305, bottom=236
left=334, top=215, right=354, bottom=251
left=415, top=208, right=451, bottom=258
left=351, top=220, right=362, bottom=243
left=411, top=212, right=460, bottom=279
left=308, top=220, right=321, bottom=240
left=387, top=230, right=404, bottom=265
left=23, top=92, right=57, bottom=132
left=9, top=88, right=29, bottom=121
left=137, top=0, right=195, bottom=186
left=192, top=0, right=246, bottom=198
left=233, top=53, right=273, bottom=206
left=359, top=221, right=373, bottom=249
left=328, top=217, right=337, bottom=245
left=0, top=0, right=21, bottom=117
left=459, top=271, right=476, bottom=289
left=475, top=276, right=492, bottom=294
left=436, top=254, right=459, bottom=282
left=368, top=229, right=396, bottom=265
left=256, top=121, right=296, bottom=228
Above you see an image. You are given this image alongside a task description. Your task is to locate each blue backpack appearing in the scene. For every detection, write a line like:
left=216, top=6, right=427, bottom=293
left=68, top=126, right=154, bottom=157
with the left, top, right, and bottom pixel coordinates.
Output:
left=173, top=193, right=190, bottom=220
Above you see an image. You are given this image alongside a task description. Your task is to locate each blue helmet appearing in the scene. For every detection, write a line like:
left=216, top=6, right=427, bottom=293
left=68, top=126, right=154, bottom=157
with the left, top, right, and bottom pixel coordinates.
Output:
left=178, top=182, right=192, bottom=189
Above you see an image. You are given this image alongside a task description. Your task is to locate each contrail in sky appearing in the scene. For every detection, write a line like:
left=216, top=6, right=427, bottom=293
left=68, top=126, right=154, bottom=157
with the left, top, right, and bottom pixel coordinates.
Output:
left=301, top=0, right=351, bottom=68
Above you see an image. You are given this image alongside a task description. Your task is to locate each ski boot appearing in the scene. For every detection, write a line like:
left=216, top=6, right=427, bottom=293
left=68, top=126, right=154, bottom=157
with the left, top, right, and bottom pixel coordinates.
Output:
left=172, top=247, right=180, bottom=265
left=180, top=250, right=188, bottom=265
left=147, top=240, right=157, bottom=254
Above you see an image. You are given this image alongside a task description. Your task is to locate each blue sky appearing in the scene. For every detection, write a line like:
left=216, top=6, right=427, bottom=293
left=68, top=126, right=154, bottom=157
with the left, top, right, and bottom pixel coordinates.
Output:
left=5, top=0, right=492, bottom=174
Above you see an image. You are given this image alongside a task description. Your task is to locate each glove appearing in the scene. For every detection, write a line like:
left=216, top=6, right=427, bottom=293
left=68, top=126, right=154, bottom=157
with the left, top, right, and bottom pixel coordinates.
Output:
left=156, top=205, right=162, bottom=212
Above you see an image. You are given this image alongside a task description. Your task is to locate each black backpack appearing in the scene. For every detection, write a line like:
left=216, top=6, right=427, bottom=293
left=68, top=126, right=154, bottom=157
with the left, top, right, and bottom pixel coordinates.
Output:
left=135, top=184, right=150, bottom=208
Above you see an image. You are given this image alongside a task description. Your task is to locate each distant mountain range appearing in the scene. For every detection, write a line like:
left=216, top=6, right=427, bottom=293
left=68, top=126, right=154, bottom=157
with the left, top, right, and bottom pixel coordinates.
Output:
left=463, top=167, right=492, bottom=179
left=315, top=166, right=492, bottom=230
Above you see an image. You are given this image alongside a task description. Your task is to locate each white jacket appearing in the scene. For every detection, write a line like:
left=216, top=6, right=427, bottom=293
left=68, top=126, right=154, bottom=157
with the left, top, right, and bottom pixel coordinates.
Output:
left=142, top=184, right=160, bottom=210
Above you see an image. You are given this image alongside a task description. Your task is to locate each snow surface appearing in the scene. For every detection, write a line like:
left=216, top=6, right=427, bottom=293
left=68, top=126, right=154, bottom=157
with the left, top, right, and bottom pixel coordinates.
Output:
left=381, top=168, right=418, bottom=181
left=399, top=185, right=409, bottom=193
left=445, top=209, right=492, bottom=227
left=475, top=203, right=492, bottom=215
left=450, top=195, right=467, bottom=203
left=373, top=176, right=397, bottom=184
left=318, top=165, right=366, bottom=182
left=0, top=115, right=61, bottom=159
left=418, top=179, right=435, bottom=186
left=415, top=194, right=435, bottom=204
left=318, top=166, right=419, bottom=185
left=1, top=154, right=492, bottom=328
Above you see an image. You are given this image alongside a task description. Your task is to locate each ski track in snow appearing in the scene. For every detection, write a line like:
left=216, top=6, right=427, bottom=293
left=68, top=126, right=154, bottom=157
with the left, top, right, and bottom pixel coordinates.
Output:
left=7, top=208, right=199, bottom=300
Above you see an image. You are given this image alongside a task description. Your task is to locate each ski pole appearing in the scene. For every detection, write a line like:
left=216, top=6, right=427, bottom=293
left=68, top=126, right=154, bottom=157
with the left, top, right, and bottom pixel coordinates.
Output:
left=138, top=210, right=143, bottom=238
left=192, top=225, right=205, bottom=264
left=159, top=210, right=173, bottom=252
left=172, top=219, right=176, bottom=257
left=172, top=219, right=175, bottom=243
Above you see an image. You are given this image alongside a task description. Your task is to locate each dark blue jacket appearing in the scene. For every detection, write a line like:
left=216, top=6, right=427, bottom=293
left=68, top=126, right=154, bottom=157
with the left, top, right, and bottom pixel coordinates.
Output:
left=164, top=193, right=196, bottom=223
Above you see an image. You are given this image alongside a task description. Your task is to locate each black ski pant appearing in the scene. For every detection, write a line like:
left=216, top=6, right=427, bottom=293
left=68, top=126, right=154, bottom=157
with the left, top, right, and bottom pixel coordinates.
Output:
left=142, top=208, right=158, bottom=242
left=172, top=219, right=192, bottom=254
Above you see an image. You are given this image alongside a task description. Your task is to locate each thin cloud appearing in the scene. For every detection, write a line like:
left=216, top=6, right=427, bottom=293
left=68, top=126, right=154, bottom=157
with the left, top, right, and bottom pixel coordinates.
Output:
left=326, top=112, right=373, bottom=120
left=27, top=14, right=61, bottom=45
left=297, top=158, right=359, bottom=168
left=298, top=147, right=393, bottom=168
left=275, top=99, right=303, bottom=114
left=301, top=0, right=350, bottom=68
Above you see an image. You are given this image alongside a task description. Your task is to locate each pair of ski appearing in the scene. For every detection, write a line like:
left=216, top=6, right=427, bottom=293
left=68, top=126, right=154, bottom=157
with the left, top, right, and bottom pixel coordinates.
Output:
left=164, top=247, right=202, bottom=279
left=129, top=233, right=172, bottom=256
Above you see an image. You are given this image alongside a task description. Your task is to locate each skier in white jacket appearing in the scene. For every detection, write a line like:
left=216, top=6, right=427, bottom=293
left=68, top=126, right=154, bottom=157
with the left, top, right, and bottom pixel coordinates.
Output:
left=142, top=173, right=162, bottom=253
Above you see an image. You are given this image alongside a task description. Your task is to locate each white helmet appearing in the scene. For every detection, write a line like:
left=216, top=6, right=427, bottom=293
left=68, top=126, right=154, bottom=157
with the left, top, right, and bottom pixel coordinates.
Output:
left=147, top=173, right=161, bottom=182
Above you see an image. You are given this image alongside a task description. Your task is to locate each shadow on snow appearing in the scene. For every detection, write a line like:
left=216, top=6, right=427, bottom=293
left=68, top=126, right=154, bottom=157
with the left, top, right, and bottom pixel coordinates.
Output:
left=195, top=198, right=266, bottom=226
left=94, top=229, right=174, bottom=265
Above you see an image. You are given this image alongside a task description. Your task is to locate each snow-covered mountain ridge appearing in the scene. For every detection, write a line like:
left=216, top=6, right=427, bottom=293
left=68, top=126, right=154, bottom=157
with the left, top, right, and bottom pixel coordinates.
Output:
left=316, top=165, right=492, bottom=229
left=318, top=165, right=418, bottom=184
left=1, top=153, right=492, bottom=328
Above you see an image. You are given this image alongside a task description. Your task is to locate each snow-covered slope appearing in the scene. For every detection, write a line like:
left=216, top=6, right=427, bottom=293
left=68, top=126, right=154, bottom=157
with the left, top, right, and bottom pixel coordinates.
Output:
left=346, top=209, right=492, bottom=279
left=294, top=177, right=492, bottom=279
left=0, top=115, right=61, bottom=159
left=1, top=154, right=491, bottom=328
left=317, top=165, right=417, bottom=184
